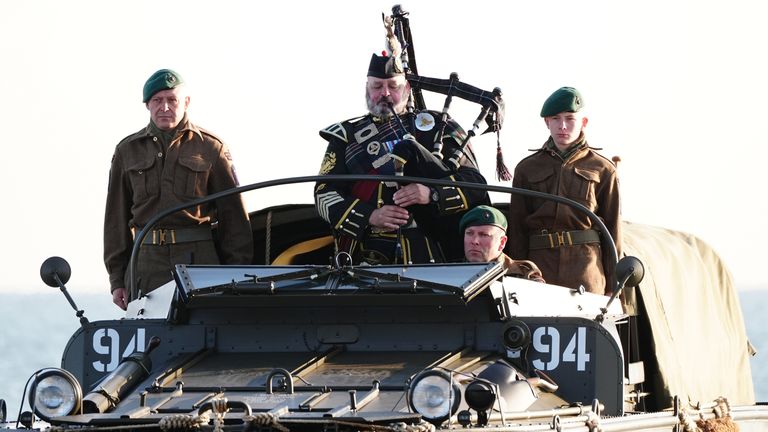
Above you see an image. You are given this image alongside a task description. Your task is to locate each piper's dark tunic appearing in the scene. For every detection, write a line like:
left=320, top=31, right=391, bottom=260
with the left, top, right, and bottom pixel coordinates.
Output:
left=315, top=110, right=489, bottom=264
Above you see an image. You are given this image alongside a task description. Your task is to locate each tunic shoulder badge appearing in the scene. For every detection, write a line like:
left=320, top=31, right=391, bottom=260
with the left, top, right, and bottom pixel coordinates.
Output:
left=319, top=151, right=336, bottom=175
left=320, top=123, right=348, bottom=143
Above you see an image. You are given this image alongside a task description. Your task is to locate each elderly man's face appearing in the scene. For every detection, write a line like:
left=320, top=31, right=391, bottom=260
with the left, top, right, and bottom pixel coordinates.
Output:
left=366, top=75, right=410, bottom=118
left=544, top=111, right=588, bottom=151
left=146, top=87, right=190, bottom=130
left=464, top=225, right=508, bottom=262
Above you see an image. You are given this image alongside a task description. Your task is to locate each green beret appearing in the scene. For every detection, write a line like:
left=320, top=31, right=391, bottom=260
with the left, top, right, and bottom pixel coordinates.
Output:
left=540, top=86, right=584, bottom=117
left=142, top=69, right=184, bottom=103
left=459, top=205, right=508, bottom=233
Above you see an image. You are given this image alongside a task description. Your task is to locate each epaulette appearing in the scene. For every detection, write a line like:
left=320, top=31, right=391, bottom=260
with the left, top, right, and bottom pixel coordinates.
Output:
left=192, top=125, right=224, bottom=144
left=116, top=127, right=151, bottom=148
left=515, top=147, right=547, bottom=166
left=589, top=148, right=619, bottom=173
left=319, top=115, right=368, bottom=144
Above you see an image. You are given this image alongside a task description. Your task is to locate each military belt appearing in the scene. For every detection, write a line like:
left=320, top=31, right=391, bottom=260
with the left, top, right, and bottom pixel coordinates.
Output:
left=137, top=226, right=213, bottom=246
left=529, top=229, right=600, bottom=250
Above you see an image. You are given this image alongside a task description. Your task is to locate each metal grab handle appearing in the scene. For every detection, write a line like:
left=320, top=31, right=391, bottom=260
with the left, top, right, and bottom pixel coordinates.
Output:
left=266, top=368, right=295, bottom=394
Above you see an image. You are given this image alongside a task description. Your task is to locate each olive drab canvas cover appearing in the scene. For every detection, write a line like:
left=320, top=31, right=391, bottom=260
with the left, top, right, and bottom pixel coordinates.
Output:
left=622, top=222, right=755, bottom=407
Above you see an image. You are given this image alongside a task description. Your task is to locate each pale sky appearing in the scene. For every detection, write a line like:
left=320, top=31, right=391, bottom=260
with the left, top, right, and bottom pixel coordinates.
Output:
left=1, top=0, right=766, bottom=295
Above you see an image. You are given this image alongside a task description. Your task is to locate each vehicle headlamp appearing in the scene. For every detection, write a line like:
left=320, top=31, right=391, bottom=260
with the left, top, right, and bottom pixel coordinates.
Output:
left=407, top=369, right=461, bottom=425
left=468, top=360, right=537, bottom=413
left=464, top=380, right=496, bottom=412
left=29, top=368, right=82, bottom=421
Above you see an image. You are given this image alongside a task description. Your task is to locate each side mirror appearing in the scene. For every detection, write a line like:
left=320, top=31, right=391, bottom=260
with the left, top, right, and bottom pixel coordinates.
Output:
left=39, top=257, right=88, bottom=326
left=598, top=256, right=645, bottom=321
left=40, top=256, right=71, bottom=287
left=615, top=256, right=644, bottom=289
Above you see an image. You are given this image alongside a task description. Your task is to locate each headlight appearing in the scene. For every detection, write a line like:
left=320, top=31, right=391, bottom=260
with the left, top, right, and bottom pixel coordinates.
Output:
left=464, top=380, right=496, bottom=412
left=471, top=360, right=537, bottom=412
left=29, top=369, right=82, bottom=421
left=408, top=369, right=460, bottom=425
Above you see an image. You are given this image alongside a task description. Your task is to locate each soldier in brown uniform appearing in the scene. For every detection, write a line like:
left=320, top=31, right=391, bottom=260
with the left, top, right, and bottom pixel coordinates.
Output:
left=104, top=69, right=253, bottom=310
left=508, top=87, right=621, bottom=295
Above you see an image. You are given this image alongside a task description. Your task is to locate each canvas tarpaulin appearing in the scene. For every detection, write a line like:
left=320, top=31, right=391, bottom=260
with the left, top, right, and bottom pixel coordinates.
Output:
left=622, top=221, right=755, bottom=407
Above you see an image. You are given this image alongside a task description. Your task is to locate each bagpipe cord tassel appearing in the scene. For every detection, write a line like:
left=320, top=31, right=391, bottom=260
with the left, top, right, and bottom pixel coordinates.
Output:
left=495, top=130, right=512, bottom=181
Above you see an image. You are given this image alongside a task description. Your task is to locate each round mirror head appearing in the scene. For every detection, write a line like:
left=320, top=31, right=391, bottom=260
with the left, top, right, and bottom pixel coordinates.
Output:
left=615, top=256, right=644, bottom=288
left=40, top=256, right=71, bottom=287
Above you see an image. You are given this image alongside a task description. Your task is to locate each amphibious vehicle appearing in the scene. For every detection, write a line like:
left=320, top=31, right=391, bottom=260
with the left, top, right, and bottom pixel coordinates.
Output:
left=1, top=175, right=765, bottom=432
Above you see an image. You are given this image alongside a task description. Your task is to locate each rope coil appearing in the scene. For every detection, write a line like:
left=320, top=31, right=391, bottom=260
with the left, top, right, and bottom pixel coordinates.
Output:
left=158, top=413, right=210, bottom=431
left=243, top=413, right=290, bottom=432
left=677, top=405, right=700, bottom=432
left=389, top=420, right=435, bottom=432
left=712, top=397, right=731, bottom=419
left=210, top=398, right=228, bottom=432
left=584, top=411, right=603, bottom=432
left=698, top=397, right=738, bottom=432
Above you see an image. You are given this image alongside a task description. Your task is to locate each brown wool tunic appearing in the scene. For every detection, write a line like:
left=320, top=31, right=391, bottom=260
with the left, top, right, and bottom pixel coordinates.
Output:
left=104, top=117, right=252, bottom=297
left=508, top=135, right=621, bottom=294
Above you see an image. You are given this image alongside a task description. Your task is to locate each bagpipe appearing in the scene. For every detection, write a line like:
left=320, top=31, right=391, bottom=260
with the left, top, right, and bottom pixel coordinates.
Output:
left=387, top=4, right=511, bottom=181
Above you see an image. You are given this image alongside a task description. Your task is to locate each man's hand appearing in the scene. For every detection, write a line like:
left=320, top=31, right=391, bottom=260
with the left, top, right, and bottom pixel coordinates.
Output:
left=112, top=287, right=127, bottom=310
left=518, top=260, right=546, bottom=283
left=507, top=260, right=546, bottom=283
left=393, top=183, right=431, bottom=207
left=369, top=205, right=410, bottom=230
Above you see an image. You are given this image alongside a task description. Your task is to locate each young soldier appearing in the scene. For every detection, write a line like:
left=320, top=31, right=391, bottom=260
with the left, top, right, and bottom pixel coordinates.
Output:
left=508, top=87, right=621, bottom=294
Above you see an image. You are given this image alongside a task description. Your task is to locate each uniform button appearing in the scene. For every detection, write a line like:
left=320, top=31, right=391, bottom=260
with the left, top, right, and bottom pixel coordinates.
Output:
left=138, top=170, right=143, bottom=175
left=153, top=137, right=158, bottom=142
left=157, top=152, right=163, bottom=158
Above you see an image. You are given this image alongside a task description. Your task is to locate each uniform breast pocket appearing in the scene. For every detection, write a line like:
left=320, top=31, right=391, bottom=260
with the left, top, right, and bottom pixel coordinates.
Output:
left=174, top=155, right=212, bottom=198
left=528, top=168, right=555, bottom=194
left=570, top=167, right=601, bottom=207
left=127, top=158, right=160, bottom=201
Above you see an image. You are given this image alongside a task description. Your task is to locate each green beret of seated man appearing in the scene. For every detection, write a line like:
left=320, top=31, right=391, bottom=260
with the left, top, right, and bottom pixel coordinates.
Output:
left=461, top=205, right=545, bottom=282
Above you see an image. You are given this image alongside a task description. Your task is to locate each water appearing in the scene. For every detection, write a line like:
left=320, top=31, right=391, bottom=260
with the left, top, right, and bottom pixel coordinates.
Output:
left=1, top=290, right=766, bottom=420
left=741, top=290, right=768, bottom=400
left=0, top=292, right=115, bottom=421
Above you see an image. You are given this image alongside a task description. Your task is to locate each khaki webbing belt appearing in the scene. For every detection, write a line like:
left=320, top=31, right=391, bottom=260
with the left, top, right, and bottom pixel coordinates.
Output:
left=529, top=229, right=600, bottom=250
left=136, top=226, right=213, bottom=246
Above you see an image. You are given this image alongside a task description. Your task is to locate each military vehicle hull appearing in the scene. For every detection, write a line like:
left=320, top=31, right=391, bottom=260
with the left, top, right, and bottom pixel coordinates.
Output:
left=1, top=176, right=766, bottom=432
